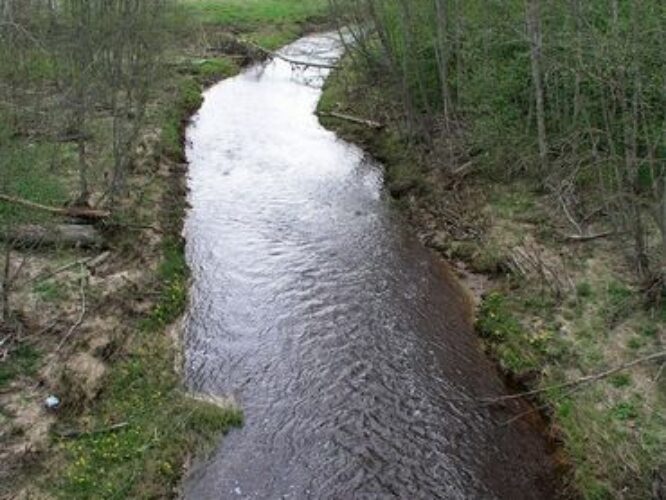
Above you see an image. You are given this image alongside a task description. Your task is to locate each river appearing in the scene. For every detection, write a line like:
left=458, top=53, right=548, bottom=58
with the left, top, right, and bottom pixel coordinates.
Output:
left=183, top=33, right=560, bottom=499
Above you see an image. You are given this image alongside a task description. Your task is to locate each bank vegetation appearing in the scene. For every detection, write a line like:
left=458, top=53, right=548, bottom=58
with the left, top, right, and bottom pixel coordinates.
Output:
left=322, top=0, right=666, bottom=498
left=0, top=0, right=327, bottom=497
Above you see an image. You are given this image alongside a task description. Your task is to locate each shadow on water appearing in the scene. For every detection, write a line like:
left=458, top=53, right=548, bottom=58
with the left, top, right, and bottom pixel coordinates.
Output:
left=183, top=33, right=562, bottom=499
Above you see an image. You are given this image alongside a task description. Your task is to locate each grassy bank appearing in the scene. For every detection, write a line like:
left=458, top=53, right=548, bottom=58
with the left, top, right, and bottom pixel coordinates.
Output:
left=319, top=62, right=666, bottom=499
left=1, top=1, right=329, bottom=498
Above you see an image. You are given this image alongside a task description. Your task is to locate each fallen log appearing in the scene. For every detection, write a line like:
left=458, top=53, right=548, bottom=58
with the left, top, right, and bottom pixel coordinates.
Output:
left=316, top=111, right=384, bottom=129
left=0, top=195, right=110, bottom=221
left=564, top=231, right=616, bottom=242
left=242, top=39, right=340, bottom=70
left=2, top=224, right=104, bottom=249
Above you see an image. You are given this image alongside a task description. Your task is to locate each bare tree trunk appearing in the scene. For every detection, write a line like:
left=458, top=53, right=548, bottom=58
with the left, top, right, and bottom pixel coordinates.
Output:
left=571, top=0, right=583, bottom=125
left=434, top=0, right=452, bottom=122
left=526, top=0, right=548, bottom=169
left=1, top=244, right=10, bottom=323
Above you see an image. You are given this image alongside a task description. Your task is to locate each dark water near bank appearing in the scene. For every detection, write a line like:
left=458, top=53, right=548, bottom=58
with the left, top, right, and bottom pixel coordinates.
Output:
left=184, top=34, right=559, bottom=499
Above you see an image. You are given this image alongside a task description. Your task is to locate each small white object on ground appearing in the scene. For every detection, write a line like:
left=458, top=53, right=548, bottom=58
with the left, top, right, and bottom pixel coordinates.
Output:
left=45, top=395, right=60, bottom=409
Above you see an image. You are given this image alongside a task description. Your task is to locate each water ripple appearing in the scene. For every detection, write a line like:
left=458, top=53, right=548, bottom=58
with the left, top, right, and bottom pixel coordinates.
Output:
left=183, top=33, right=560, bottom=500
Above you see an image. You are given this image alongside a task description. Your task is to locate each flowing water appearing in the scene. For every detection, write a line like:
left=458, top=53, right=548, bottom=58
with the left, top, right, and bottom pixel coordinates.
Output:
left=183, top=34, right=559, bottom=499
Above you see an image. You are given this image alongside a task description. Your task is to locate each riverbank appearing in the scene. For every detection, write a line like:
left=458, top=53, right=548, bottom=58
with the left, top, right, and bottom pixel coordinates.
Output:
left=318, top=60, right=666, bottom=498
left=0, top=2, right=329, bottom=498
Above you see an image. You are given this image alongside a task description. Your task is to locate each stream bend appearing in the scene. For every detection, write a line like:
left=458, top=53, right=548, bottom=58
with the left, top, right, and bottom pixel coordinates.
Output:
left=184, top=33, right=559, bottom=500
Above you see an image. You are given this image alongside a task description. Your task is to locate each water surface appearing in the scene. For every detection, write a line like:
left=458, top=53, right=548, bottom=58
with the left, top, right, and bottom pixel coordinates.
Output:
left=184, top=33, right=559, bottom=499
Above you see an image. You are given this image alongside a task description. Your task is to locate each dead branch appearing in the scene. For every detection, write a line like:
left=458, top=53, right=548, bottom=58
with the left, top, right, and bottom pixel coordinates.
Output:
left=558, top=192, right=583, bottom=236
left=451, top=160, right=474, bottom=178
left=56, top=264, right=87, bottom=352
left=564, top=231, right=616, bottom=242
left=0, top=194, right=110, bottom=220
left=54, top=422, right=129, bottom=439
left=25, top=251, right=110, bottom=286
left=241, top=39, right=340, bottom=70
left=482, top=350, right=666, bottom=406
left=317, top=111, right=383, bottom=129
left=1, top=244, right=10, bottom=323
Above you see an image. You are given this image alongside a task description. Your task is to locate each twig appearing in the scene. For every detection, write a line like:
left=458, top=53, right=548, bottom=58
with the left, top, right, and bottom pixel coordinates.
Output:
left=651, top=362, right=666, bottom=389
left=481, top=351, right=666, bottom=406
left=564, top=230, right=616, bottom=242
left=54, top=422, right=129, bottom=439
left=451, top=161, right=474, bottom=178
left=25, top=255, right=96, bottom=286
left=316, top=111, right=383, bottom=129
left=559, top=193, right=583, bottom=236
left=56, top=264, right=87, bottom=352
left=0, top=194, right=110, bottom=220
left=110, top=222, right=164, bottom=234
left=500, top=384, right=582, bottom=427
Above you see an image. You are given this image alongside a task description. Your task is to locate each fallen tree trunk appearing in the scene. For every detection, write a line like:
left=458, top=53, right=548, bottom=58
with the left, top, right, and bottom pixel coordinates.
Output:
left=316, top=111, right=384, bottom=129
left=0, top=195, right=110, bottom=221
left=564, top=231, right=616, bottom=242
left=241, top=39, right=340, bottom=70
left=2, top=224, right=104, bottom=249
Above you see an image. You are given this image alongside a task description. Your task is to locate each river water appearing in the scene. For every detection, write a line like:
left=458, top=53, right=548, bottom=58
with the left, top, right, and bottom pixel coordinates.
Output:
left=183, top=33, right=559, bottom=499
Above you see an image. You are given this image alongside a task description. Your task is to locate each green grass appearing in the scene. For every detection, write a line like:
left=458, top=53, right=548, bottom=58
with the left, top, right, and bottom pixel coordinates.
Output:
left=160, top=78, right=204, bottom=160
left=184, top=0, right=327, bottom=26
left=51, top=332, right=242, bottom=498
left=0, top=344, right=41, bottom=389
left=143, top=239, right=189, bottom=332
left=34, top=280, right=63, bottom=302
left=50, top=221, right=241, bottom=499
left=190, top=57, right=240, bottom=81
left=476, top=292, right=540, bottom=373
left=183, top=0, right=329, bottom=49
left=0, top=139, right=72, bottom=226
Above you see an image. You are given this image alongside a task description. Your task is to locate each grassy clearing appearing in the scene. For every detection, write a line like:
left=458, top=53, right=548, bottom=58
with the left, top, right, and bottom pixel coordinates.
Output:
left=182, top=0, right=329, bottom=49
left=320, top=60, right=666, bottom=499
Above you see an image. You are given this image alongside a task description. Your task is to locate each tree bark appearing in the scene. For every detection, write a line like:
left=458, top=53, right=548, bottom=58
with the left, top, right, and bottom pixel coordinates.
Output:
left=1, top=244, right=10, bottom=323
left=434, top=0, right=453, bottom=121
left=2, top=224, right=104, bottom=249
left=526, top=0, right=548, bottom=169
